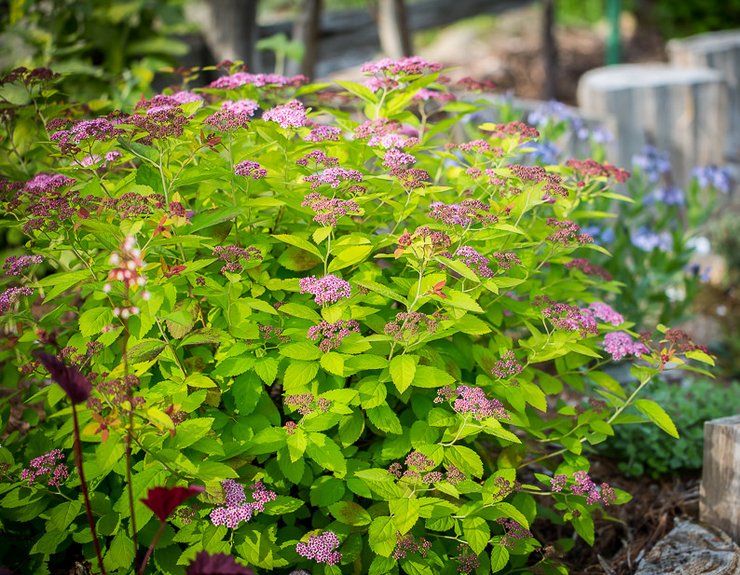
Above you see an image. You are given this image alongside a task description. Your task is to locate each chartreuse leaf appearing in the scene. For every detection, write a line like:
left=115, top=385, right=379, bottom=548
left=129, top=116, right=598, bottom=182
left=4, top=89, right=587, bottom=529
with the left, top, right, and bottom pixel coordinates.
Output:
left=79, top=307, right=114, bottom=337
left=368, top=516, right=396, bottom=557
left=412, top=365, right=455, bottom=388
left=390, top=354, right=418, bottom=393
left=310, top=477, right=345, bottom=507
left=38, top=269, right=90, bottom=302
left=490, top=545, right=510, bottom=573
left=306, top=432, right=346, bottom=476
left=463, top=516, right=490, bottom=554
left=570, top=504, right=595, bottom=545
left=354, top=468, right=402, bottom=500
left=329, top=500, right=372, bottom=526
left=47, top=501, right=82, bottom=531
left=389, top=498, right=420, bottom=534
left=367, top=402, right=403, bottom=434
left=634, top=399, right=679, bottom=438
left=272, top=233, right=322, bottom=258
left=445, top=445, right=484, bottom=477
left=283, top=360, right=319, bottom=391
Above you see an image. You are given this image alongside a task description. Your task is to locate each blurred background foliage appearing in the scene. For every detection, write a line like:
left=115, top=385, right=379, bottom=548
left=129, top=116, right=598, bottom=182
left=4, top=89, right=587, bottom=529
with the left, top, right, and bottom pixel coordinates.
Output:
left=0, top=0, right=194, bottom=107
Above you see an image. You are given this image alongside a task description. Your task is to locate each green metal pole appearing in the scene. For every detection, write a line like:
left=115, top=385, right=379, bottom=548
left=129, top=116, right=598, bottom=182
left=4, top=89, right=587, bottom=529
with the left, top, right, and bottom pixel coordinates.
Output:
left=606, top=0, right=621, bottom=64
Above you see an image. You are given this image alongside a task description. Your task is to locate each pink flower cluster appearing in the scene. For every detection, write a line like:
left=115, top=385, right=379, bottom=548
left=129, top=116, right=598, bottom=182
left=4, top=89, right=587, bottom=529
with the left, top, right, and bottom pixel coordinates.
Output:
left=383, top=311, right=438, bottom=341
left=455, top=246, right=494, bottom=278
left=361, top=56, right=443, bottom=76
left=3, top=254, right=43, bottom=276
left=551, top=472, right=616, bottom=505
left=262, top=100, right=308, bottom=129
left=296, top=150, right=338, bottom=167
left=565, top=258, right=613, bottom=281
left=50, top=118, right=122, bottom=153
left=307, top=319, right=360, bottom=352
left=546, top=218, right=592, bottom=244
left=454, top=545, right=480, bottom=574
left=588, top=302, right=624, bottom=326
left=497, top=518, right=533, bottom=549
left=303, top=125, right=341, bottom=142
left=304, top=167, right=364, bottom=190
left=136, top=91, right=203, bottom=114
left=491, top=350, right=524, bottom=379
left=21, top=449, right=69, bottom=487
left=234, top=160, right=267, bottom=180
left=299, top=274, right=351, bottom=306
left=301, top=193, right=359, bottom=227
left=392, top=533, right=432, bottom=559
left=103, top=236, right=148, bottom=317
left=382, top=148, right=416, bottom=169
left=429, top=200, right=497, bottom=227
left=0, top=286, right=35, bottom=315
left=208, top=72, right=307, bottom=89
left=24, top=173, right=75, bottom=194
left=209, top=480, right=277, bottom=528
left=539, top=300, right=598, bottom=337
left=284, top=393, right=332, bottom=415
left=212, top=245, right=262, bottom=274
left=435, top=386, right=508, bottom=420
left=296, top=531, right=342, bottom=565
left=205, top=99, right=259, bottom=131
left=602, top=332, right=648, bottom=361
left=354, top=118, right=418, bottom=149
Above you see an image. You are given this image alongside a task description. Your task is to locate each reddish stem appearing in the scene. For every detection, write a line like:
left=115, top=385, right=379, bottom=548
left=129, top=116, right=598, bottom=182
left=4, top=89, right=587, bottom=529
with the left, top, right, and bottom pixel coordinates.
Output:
left=72, top=403, right=107, bottom=575
left=138, top=520, right=165, bottom=575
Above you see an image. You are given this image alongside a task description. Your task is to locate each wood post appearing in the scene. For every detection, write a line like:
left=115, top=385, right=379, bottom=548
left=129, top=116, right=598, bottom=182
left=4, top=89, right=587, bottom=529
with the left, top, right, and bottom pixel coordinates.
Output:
left=701, top=415, right=740, bottom=543
left=542, top=0, right=557, bottom=100
left=287, top=0, right=323, bottom=79
left=195, top=0, right=260, bottom=70
left=378, top=0, right=413, bottom=58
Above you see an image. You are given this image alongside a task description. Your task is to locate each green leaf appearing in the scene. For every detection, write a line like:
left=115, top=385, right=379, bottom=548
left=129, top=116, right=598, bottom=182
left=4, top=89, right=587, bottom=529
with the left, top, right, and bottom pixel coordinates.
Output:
left=272, top=233, right=322, bottom=258
left=320, top=351, right=346, bottom=376
left=38, top=270, right=91, bottom=302
left=106, top=532, right=135, bottom=571
left=570, top=505, right=594, bottom=545
left=79, top=307, right=114, bottom=337
left=336, top=80, right=378, bottom=103
left=413, top=365, right=455, bottom=389
left=283, top=360, right=319, bottom=391
left=463, top=516, right=490, bottom=554
left=254, top=356, right=279, bottom=385
left=367, top=403, right=403, bottom=434
left=328, top=244, right=373, bottom=272
left=445, top=445, right=484, bottom=478
left=264, top=495, right=304, bottom=515
left=390, top=355, right=418, bottom=393
left=329, top=500, right=372, bottom=526
left=47, top=501, right=82, bottom=531
left=30, top=530, right=67, bottom=555
left=280, top=342, right=322, bottom=361
left=354, top=468, right=402, bottom=500
left=306, top=432, right=346, bottom=476
left=589, top=371, right=626, bottom=399
left=490, top=545, right=510, bottom=573
left=310, top=477, right=346, bottom=507
left=184, top=373, right=217, bottom=388
left=232, top=372, right=263, bottom=416
left=125, top=339, right=166, bottom=364
left=685, top=349, right=715, bottom=366
left=357, top=280, right=407, bottom=304
left=635, top=399, right=679, bottom=438
left=278, top=302, right=322, bottom=322
left=169, top=418, right=214, bottom=449
left=389, top=498, right=420, bottom=534
left=368, top=516, right=396, bottom=557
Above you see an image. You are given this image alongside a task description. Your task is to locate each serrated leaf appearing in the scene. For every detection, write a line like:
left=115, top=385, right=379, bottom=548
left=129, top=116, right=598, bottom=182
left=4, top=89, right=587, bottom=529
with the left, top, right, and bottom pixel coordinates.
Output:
left=254, top=356, right=279, bottom=384
left=413, top=365, right=455, bottom=388
left=79, top=307, right=114, bottom=337
left=389, top=498, right=419, bottom=534
left=635, top=399, right=679, bottom=438
left=306, top=432, right=346, bottom=476
left=490, top=545, right=510, bottom=573
left=463, top=516, right=490, bottom=554
left=328, top=244, right=373, bottom=272
left=367, top=403, right=403, bottom=434
left=272, top=233, right=322, bottom=258
left=329, top=500, right=372, bottom=526
left=283, top=360, right=319, bottom=391
left=390, top=355, right=418, bottom=393
left=445, top=445, right=484, bottom=478
left=368, top=516, right=396, bottom=557
left=320, top=351, right=346, bottom=376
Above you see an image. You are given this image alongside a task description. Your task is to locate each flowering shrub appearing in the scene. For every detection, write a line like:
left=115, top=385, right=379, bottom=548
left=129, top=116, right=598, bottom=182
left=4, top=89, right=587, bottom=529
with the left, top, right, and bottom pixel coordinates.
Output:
left=0, top=59, right=715, bottom=574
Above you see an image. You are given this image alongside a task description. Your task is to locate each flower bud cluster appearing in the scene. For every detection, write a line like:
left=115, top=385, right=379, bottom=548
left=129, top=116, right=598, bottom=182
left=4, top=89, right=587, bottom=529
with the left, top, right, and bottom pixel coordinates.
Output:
left=304, top=125, right=341, bottom=142
left=208, top=72, right=306, bottom=90
left=296, top=531, right=342, bottom=565
left=299, top=275, right=351, bottom=306
left=435, top=385, right=508, bottom=420
left=551, top=472, right=617, bottom=506
left=546, top=218, right=592, bottom=244
left=383, top=311, right=438, bottom=342
left=205, top=99, right=258, bottom=131
left=454, top=246, right=494, bottom=278
left=497, top=518, right=533, bottom=549
left=0, top=286, right=34, bottom=315
left=284, top=393, right=332, bottom=416
left=213, top=245, right=262, bottom=275
left=454, top=545, right=480, bottom=573
left=103, top=236, right=148, bottom=317
left=565, top=257, right=613, bottom=281
left=21, top=449, right=69, bottom=487
left=392, top=533, right=432, bottom=559
left=536, top=297, right=598, bottom=337
left=210, top=480, right=277, bottom=529
left=304, top=167, right=364, bottom=190
left=602, top=332, right=648, bottom=361
left=307, top=319, right=360, bottom=352
left=301, top=193, right=359, bottom=227
left=296, top=150, right=339, bottom=167
left=429, top=200, right=497, bottom=227
left=3, top=255, right=43, bottom=276
left=491, top=350, right=524, bottom=379
left=263, top=100, right=309, bottom=129
left=234, top=160, right=267, bottom=180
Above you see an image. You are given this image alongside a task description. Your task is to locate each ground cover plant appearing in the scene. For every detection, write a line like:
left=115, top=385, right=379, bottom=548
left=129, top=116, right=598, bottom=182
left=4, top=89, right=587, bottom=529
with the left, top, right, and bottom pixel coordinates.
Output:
left=0, top=59, right=715, bottom=575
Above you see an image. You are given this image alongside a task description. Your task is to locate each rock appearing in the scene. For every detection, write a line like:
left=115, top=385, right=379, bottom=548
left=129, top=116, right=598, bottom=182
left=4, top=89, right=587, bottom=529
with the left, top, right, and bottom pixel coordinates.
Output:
left=634, top=520, right=740, bottom=575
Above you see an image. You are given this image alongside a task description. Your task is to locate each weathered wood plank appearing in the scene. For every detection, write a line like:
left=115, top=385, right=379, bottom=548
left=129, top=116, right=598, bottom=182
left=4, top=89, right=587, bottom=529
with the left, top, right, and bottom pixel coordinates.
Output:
left=378, top=0, right=413, bottom=59
left=701, top=415, right=740, bottom=543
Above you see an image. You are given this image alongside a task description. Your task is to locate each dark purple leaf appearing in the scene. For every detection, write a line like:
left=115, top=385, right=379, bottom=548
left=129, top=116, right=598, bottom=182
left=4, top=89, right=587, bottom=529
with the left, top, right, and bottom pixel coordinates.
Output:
left=141, top=485, right=204, bottom=522
left=33, top=350, right=92, bottom=404
left=186, top=551, right=254, bottom=575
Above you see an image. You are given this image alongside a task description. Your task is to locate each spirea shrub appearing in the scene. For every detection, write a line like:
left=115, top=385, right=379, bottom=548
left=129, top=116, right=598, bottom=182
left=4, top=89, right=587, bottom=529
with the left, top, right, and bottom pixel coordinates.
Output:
left=0, top=60, right=715, bottom=574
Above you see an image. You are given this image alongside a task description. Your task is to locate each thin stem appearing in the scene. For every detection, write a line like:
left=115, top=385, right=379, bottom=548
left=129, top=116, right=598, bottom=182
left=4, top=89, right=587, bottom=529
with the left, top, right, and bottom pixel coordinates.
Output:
left=72, top=404, right=107, bottom=575
left=138, top=520, right=165, bottom=575
left=121, top=316, right=138, bottom=561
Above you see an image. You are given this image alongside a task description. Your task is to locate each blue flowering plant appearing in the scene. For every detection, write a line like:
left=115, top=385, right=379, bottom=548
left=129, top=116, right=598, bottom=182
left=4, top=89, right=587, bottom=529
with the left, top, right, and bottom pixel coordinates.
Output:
left=0, top=58, right=715, bottom=574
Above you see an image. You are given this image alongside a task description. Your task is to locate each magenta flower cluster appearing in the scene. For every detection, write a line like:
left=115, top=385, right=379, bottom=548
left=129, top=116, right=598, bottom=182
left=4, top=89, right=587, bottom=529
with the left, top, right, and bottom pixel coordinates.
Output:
left=213, top=245, right=262, bottom=274
left=455, top=246, right=494, bottom=278
left=0, top=286, right=34, bottom=315
left=429, top=200, right=497, bottom=227
left=392, top=533, right=432, bottom=560
left=21, top=449, right=69, bottom=487
left=209, top=480, right=277, bottom=529
left=551, top=472, right=616, bottom=505
left=208, top=72, right=307, bottom=90
left=497, top=518, right=533, bottom=549
left=602, top=332, right=648, bottom=361
left=491, top=350, right=524, bottom=379
left=205, top=99, right=259, bottom=131
left=284, top=393, right=332, bottom=415
left=307, top=319, right=360, bottom=352
left=3, top=255, right=43, bottom=276
left=301, top=193, right=359, bottom=226
left=360, top=56, right=443, bottom=76
left=262, top=100, right=309, bottom=129
left=588, top=302, right=624, bottom=326
left=299, top=275, right=351, bottom=306
left=304, top=125, right=341, bottom=142
left=304, top=167, right=364, bottom=190
left=234, top=160, right=267, bottom=180
left=540, top=300, right=599, bottom=337
left=382, top=148, right=416, bottom=169
left=435, top=386, right=508, bottom=420
left=296, top=150, right=338, bottom=167
left=546, top=218, right=593, bottom=244
left=295, top=531, right=342, bottom=565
